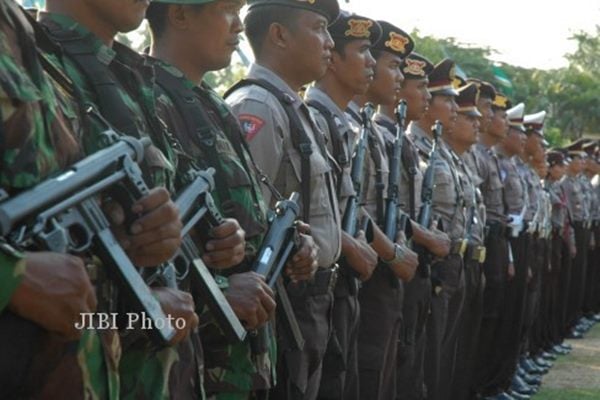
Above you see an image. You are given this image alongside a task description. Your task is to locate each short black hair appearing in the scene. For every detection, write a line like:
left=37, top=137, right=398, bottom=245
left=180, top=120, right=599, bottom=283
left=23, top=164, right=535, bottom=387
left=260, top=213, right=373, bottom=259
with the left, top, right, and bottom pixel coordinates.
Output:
left=244, top=5, right=301, bottom=56
left=146, top=3, right=169, bottom=40
left=146, top=3, right=207, bottom=41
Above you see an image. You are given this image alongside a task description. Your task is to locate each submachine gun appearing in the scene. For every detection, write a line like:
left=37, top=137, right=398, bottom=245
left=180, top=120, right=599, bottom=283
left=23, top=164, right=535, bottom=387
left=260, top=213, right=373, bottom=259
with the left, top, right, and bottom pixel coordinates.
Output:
left=413, top=121, right=443, bottom=278
left=342, top=103, right=376, bottom=240
left=0, top=132, right=176, bottom=345
left=383, top=100, right=412, bottom=241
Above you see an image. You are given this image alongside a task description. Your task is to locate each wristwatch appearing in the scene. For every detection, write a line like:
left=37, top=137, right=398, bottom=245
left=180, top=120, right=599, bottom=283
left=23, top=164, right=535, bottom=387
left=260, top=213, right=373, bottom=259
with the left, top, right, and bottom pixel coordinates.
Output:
left=382, top=243, right=405, bottom=265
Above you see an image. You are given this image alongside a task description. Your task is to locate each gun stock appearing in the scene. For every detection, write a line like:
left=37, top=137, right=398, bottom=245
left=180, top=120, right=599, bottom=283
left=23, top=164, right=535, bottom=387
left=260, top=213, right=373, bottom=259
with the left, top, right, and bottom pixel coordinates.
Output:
left=383, top=100, right=407, bottom=240
left=413, top=121, right=443, bottom=278
left=171, top=168, right=247, bottom=343
left=252, top=192, right=304, bottom=350
left=0, top=134, right=176, bottom=345
left=342, top=103, right=375, bottom=237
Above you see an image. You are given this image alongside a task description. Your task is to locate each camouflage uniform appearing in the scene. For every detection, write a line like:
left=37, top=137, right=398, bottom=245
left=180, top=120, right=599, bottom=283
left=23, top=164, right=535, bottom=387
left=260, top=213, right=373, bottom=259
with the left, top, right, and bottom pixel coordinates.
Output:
left=149, top=57, right=275, bottom=399
left=38, top=12, right=201, bottom=400
left=0, top=2, right=117, bottom=398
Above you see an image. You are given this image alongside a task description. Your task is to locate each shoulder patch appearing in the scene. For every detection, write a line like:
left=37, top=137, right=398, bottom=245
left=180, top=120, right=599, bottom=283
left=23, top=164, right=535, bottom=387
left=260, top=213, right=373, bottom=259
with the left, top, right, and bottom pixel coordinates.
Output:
left=238, top=114, right=265, bottom=141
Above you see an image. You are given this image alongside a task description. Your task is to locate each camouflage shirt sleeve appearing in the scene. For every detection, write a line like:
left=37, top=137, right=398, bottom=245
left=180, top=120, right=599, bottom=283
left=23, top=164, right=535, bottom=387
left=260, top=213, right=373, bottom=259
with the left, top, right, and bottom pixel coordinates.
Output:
left=0, top=248, right=26, bottom=312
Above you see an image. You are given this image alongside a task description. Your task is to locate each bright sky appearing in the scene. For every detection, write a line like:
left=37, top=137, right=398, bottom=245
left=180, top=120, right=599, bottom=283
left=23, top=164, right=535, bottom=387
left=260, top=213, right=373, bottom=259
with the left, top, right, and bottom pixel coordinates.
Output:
left=22, top=0, right=598, bottom=70
left=341, top=0, right=599, bottom=69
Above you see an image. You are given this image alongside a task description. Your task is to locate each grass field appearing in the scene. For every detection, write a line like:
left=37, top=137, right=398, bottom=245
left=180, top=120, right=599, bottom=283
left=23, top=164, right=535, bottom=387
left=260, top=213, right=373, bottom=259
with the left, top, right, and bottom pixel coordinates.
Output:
left=535, top=323, right=600, bottom=399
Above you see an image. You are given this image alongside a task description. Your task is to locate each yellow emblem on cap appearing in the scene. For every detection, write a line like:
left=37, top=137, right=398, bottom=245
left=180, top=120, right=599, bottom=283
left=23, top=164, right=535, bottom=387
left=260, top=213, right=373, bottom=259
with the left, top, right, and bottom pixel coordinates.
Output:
left=403, top=58, right=426, bottom=76
left=385, top=32, right=409, bottom=53
left=493, top=95, right=508, bottom=108
left=452, top=77, right=463, bottom=89
left=448, top=65, right=456, bottom=80
left=345, top=19, right=373, bottom=38
left=296, top=0, right=316, bottom=4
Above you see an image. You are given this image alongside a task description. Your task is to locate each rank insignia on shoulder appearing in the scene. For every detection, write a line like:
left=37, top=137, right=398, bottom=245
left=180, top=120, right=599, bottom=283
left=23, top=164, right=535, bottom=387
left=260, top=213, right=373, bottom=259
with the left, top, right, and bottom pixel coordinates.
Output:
left=238, top=114, right=265, bottom=141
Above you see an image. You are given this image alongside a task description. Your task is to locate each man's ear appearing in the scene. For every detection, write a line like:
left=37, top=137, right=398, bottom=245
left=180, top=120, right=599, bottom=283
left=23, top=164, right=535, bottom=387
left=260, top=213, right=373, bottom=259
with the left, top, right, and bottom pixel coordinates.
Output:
left=166, top=4, right=189, bottom=30
left=268, top=22, right=290, bottom=49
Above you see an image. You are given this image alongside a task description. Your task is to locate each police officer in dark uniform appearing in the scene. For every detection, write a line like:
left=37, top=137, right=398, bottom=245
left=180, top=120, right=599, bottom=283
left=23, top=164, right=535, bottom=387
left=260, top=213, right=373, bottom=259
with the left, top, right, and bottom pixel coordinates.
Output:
left=305, top=11, right=382, bottom=399
left=346, top=21, right=419, bottom=400
left=408, top=58, right=468, bottom=400
left=226, top=1, right=343, bottom=399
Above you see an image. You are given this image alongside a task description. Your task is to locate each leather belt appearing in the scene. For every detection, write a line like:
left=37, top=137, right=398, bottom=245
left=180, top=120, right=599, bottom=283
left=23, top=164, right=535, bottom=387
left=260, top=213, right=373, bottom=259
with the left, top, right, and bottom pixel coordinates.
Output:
left=308, top=265, right=339, bottom=296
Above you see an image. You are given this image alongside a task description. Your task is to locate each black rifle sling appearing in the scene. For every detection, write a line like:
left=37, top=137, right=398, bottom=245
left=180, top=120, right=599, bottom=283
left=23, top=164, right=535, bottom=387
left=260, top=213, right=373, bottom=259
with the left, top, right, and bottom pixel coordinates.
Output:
left=153, top=67, right=229, bottom=202
left=42, top=23, right=139, bottom=138
left=306, top=99, right=348, bottom=193
left=367, top=132, right=385, bottom=226
left=225, top=79, right=313, bottom=223
left=377, top=118, right=418, bottom=219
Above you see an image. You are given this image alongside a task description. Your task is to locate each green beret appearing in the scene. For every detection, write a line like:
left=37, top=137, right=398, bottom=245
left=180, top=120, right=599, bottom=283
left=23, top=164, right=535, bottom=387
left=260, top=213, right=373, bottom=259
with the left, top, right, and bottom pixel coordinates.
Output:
left=151, top=0, right=216, bottom=3
left=247, top=0, right=340, bottom=23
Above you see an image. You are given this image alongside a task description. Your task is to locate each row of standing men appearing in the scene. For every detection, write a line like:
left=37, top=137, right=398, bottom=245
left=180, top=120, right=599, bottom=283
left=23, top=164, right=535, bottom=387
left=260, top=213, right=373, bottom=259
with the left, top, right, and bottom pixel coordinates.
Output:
left=1, top=0, right=599, bottom=399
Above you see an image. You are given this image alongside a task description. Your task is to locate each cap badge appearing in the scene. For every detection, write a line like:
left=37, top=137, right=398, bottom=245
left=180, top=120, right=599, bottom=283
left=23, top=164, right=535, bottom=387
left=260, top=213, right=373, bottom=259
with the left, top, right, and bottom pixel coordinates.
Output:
left=385, top=32, right=409, bottom=53
left=345, top=19, right=372, bottom=38
left=404, top=58, right=426, bottom=76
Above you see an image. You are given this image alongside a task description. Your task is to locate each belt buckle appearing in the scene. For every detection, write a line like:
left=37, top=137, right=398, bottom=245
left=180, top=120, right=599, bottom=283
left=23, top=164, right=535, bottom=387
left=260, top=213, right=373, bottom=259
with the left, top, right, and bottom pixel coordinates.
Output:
left=459, top=239, right=468, bottom=258
left=478, top=246, right=487, bottom=263
left=328, top=264, right=339, bottom=292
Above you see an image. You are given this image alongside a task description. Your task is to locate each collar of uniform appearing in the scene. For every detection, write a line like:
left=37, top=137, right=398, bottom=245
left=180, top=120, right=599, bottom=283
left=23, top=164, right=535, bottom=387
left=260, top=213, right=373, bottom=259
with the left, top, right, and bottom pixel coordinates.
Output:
left=373, top=112, right=395, bottom=129
left=345, top=100, right=362, bottom=125
left=148, top=56, right=196, bottom=90
left=248, top=63, right=303, bottom=110
left=305, top=86, right=352, bottom=131
left=407, top=121, right=433, bottom=154
left=39, top=12, right=116, bottom=66
left=373, top=112, right=397, bottom=142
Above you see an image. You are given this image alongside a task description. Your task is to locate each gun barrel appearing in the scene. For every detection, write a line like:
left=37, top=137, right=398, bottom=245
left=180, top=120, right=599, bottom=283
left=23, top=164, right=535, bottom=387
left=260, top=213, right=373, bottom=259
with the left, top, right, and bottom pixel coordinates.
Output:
left=0, top=136, right=149, bottom=236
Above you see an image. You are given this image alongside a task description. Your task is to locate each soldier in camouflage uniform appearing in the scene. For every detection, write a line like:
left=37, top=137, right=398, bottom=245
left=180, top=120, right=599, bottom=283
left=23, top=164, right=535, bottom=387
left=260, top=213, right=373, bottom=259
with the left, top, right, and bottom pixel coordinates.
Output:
left=0, top=2, right=112, bottom=398
left=38, top=0, right=248, bottom=398
left=145, top=1, right=319, bottom=398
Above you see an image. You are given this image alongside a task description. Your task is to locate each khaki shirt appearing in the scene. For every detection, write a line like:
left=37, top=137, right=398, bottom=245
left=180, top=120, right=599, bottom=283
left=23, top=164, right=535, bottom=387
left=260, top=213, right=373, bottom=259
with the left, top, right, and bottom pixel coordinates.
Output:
left=375, top=113, right=424, bottom=219
left=593, top=175, right=600, bottom=221
left=461, top=153, right=486, bottom=246
left=305, top=86, right=356, bottom=214
left=578, top=175, right=594, bottom=221
left=226, top=64, right=341, bottom=267
left=408, top=122, right=466, bottom=241
left=496, top=150, right=527, bottom=216
left=470, top=143, right=506, bottom=224
left=346, top=101, right=389, bottom=222
left=516, top=158, right=540, bottom=223
left=563, top=175, right=586, bottom=222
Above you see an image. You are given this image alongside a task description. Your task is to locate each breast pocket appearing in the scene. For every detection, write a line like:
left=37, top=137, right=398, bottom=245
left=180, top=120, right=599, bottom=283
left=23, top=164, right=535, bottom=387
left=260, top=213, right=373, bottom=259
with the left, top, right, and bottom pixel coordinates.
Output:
left=219, top=156, right=267, bottom=242
left=287, top=144, right=332, bottom=218
left=432, top=166, right=455, bottom=207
